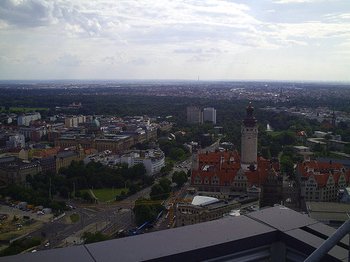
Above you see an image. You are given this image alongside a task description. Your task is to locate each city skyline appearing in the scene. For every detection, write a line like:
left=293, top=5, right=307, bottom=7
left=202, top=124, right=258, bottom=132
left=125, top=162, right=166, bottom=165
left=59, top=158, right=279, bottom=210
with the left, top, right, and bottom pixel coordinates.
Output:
left=0, top=0, right=350, bottom=81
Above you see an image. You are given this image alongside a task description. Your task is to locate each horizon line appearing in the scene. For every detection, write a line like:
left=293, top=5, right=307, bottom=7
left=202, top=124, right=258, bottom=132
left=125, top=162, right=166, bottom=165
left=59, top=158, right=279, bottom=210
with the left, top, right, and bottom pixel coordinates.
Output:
left=0, top=78, right=349, bottom=84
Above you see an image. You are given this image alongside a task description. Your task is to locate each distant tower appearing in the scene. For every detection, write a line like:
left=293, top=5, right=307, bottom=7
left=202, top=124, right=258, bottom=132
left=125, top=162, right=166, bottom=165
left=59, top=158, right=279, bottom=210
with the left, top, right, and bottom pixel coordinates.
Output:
left=332, top=111, right=336, bottom=128
left=241, top=102, right=258, bottom=169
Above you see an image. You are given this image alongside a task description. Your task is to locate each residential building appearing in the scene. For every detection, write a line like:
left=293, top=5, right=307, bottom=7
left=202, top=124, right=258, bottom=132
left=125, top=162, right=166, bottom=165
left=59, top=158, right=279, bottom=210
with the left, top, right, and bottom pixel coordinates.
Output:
left=64, top=115, right=86, bottom=128
left=203, top=107, right=216, bottom=124
left=6, top=134, right=25, bottom=148
left=121, top=149, right=165, bottom=176
left=17, top=112, right=41, bottom=126
left=19, top=126, right=47, bottom=142
left=187, top=106, right=203, bottom=124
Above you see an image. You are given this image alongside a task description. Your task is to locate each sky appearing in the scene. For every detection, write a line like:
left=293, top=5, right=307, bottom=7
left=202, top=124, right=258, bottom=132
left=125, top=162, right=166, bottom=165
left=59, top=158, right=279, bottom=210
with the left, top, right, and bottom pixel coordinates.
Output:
left=0, top=0, right=350, bottom=81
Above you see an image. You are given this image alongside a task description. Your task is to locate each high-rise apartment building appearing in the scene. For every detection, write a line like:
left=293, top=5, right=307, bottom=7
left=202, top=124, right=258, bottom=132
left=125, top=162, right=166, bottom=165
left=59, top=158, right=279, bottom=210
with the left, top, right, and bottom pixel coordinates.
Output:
left=187, top=106, right=203, bottom=124
left=203, top=107, right=216, bottom=124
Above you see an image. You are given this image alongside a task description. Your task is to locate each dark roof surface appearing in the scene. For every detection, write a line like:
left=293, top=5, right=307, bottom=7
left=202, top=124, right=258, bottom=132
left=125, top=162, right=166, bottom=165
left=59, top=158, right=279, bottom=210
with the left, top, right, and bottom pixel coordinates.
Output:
left=2, top=246, right=95, bottom=262
left=87, top=215, right=276, bottom=262
left=0, top=206, right=347, bottom=262
left=246, top=205, right=318, bottom=231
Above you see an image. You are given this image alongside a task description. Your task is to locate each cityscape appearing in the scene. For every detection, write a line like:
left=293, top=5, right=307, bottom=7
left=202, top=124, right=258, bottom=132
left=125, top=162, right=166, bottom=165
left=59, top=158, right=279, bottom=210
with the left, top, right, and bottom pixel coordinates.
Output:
left=1, top=0, right=350, bottom=261
left=0, top=82, right=350, bottom=261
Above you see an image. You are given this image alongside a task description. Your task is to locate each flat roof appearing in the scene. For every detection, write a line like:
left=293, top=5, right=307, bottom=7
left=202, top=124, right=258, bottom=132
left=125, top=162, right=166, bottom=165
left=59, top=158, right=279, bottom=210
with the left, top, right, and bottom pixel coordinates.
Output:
left=2, top=245, right=95, bottom=262
left=306, top=201, right=350, bottom=213
left=246, top=205, right=318, bottom=232
left=1, top=206, right=348, bottom=262
left=306, top=202, right=350, bottom=223
left=86, top=215, right=276, bottom=262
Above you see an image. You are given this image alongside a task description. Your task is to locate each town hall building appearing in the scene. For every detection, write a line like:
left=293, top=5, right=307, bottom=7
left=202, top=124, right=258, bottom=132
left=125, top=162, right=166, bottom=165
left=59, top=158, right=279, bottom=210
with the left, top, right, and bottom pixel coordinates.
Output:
left=191, top=103, right=282, bottom=207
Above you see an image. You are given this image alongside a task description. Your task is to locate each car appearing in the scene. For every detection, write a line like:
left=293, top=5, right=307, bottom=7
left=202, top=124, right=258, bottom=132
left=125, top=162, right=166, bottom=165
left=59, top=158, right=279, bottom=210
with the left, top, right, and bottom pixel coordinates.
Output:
left=31, top=249, right=37, bottom=253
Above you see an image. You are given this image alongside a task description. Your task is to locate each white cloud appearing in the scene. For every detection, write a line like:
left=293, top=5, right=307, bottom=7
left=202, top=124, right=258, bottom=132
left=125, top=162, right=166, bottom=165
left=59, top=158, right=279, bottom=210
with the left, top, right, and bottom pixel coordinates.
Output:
left=273, top=0, right=325, bottom=3
left=0, top=0, right=350, bottom=81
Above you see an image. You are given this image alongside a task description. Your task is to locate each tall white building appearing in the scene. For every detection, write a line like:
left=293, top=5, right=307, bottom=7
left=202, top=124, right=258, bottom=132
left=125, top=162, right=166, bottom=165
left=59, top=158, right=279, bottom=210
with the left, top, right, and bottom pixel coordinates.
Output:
left=6, top=134, right=25, bottom=148
left=17, top=112, right=41, bottom=126
left=187, top=106, right=203, bottom=124
left=241, top=103, right=258, bottom=169
left=64, top=115, right=86, bottom=128
left=121, top=149, right=165, bottom=176
left=203, top=107, right=217, bottom=124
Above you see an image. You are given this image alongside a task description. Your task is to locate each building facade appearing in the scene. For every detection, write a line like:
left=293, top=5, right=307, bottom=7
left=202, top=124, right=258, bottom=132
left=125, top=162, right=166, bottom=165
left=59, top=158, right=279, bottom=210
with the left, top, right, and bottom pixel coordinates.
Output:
left=176, top=199, right=240, bottom=227
left=64, top=115, right=86, bottom=128
left=17, top=112, right=41, bottom=126
left=203, top=107, right=217, bottom=124
left=121, top=149, right=165, bottom=176
left=297, top=160, right=350, bottom=202
left=187, top=106, right=203, bottom=124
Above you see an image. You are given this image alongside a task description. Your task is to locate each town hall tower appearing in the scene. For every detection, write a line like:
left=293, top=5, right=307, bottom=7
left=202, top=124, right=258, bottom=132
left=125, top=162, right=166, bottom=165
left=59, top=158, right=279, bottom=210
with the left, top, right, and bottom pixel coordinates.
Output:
left=241, top=102, right=258, bottom=169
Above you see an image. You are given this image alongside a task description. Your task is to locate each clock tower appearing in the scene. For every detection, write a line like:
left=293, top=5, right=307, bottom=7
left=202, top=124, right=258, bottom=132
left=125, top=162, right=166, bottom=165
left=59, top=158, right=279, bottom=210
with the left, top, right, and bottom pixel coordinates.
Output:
left=241, top=102, right=258, bottom=169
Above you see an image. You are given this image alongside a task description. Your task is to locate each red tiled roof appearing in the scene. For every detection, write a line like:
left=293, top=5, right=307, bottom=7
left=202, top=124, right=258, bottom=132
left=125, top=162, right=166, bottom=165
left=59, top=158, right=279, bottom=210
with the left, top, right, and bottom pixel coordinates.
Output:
left=192, top=151, right=279, bottom=187
left=297, top=160, right=344, bottom=177
left=297, top=160, right=347, bottom=187
left=313, top=174, right=329, bottom=187
left=32, top=147, right=60, bottom=158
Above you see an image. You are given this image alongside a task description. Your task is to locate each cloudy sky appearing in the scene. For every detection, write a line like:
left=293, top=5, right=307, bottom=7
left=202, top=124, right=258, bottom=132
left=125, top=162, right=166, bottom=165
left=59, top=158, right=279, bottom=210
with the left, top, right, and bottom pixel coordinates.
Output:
left=0, top=0, right=349, bottom=81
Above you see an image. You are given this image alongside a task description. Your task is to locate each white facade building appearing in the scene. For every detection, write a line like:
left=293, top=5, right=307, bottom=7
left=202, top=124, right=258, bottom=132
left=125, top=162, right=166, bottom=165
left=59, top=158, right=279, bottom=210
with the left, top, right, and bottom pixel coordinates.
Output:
left=203, top=107, right=217, bottom=124
left=6, top=134, right=25, bottom=148
left=121, top=149, right=165, bottom=176
left=17, top=112, right=41, bottom=126
left=64, top=115, right=86, bottom=128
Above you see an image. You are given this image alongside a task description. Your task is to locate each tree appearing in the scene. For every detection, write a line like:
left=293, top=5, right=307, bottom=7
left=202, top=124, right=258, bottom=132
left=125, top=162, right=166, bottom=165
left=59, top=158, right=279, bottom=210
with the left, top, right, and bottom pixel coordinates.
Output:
left=159, top=178, right=171, bottom=193
left=172, top=171, right=188, bottom=188
left=82, top=232, right=110, bottom=244
left=280, top=155, right=294, bottom=176
left=150, top=184, right=166, bottom=200
left=169, top=148, right=186, bottom=161
left=81, top=192, right=94, bottom=202
left=150, top=178, right=172, bottom=200
left=133, top=198, right=163, bottom=226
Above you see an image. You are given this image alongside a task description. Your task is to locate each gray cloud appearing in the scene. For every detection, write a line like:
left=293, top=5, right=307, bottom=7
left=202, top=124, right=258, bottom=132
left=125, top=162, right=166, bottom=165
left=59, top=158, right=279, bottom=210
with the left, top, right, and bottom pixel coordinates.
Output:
left=0, top=0, right=56, bottom=27
left=0, top=0, right=118, bottom=37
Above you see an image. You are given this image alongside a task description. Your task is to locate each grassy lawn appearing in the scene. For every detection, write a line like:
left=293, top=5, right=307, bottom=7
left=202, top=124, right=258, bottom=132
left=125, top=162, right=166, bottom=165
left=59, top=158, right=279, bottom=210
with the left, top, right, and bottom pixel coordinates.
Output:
left=267, top=131, right=282, bottom=137
left=8, top=107, right=49, bottom=113
left=0, top=107, right=48, bottom=113
left=81, top=188, right=129, bottom=202
left=70, top=213, right=80, bottom=223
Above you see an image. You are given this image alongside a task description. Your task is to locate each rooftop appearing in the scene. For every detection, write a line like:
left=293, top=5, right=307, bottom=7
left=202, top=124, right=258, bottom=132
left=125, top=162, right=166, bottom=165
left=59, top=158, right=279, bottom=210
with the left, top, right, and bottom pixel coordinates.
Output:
left=1, top=206, right=348, bottom=262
